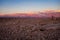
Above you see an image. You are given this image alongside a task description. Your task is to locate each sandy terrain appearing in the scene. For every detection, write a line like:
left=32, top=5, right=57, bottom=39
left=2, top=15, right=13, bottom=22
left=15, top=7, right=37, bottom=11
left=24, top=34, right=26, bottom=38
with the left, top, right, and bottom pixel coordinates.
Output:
left=0, top=17, right=60, bottom=40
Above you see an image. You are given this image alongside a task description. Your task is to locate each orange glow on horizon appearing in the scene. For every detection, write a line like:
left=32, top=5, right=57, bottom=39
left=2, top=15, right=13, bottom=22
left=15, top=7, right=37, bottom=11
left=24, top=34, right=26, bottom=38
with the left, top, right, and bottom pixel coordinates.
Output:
left=0, top=10, right=60, bottom=16
left=40, top=9, right=60, bottom=12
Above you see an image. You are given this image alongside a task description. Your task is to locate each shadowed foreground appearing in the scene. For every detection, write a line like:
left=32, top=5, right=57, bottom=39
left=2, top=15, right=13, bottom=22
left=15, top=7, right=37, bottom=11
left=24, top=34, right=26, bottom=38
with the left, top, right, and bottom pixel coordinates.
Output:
left=0, top=17, right=60, bottom=40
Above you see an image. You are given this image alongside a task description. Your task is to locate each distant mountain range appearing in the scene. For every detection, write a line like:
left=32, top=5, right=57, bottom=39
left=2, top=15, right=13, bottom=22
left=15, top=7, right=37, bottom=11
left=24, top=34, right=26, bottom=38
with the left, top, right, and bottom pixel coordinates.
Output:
left=0, top=11, right=60, bottom=18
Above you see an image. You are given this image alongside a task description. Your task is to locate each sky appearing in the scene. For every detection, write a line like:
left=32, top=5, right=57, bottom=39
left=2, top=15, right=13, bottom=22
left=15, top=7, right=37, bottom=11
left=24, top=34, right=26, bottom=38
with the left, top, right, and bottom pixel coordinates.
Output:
left=0, top=0, right=60, bottom=14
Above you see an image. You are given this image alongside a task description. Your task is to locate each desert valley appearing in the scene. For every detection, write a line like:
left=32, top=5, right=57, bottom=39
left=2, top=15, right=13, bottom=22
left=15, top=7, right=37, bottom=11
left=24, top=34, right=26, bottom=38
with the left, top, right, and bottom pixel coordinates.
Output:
left=0, top=11, right=60, bottom=40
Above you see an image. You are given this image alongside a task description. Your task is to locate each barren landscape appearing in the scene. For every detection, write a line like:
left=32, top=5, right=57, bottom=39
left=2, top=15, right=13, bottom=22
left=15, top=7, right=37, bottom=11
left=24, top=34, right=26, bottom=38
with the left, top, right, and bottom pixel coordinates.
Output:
left=0, top=0, right=60, bottom=40
left=0, top=17, right=60, bottom=40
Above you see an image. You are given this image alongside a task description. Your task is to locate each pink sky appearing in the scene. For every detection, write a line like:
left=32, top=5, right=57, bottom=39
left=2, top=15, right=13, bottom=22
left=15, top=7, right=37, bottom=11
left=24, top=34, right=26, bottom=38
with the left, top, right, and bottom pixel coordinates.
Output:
left=0, top=10, right=60, bottom=17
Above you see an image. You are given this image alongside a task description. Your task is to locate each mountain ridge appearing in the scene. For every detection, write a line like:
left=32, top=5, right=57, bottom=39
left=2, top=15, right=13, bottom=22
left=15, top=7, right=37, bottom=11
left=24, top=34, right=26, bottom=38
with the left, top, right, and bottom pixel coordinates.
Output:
left=0, top=11, right=60, bottom=18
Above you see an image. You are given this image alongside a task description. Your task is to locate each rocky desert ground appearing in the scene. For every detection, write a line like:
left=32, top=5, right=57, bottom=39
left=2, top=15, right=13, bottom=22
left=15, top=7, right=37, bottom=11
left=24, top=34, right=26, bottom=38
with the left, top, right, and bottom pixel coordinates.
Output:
left=0, top=17, right=60, bottom=40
